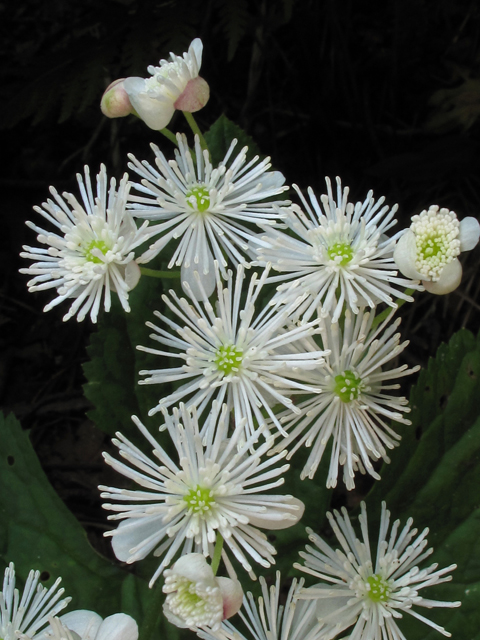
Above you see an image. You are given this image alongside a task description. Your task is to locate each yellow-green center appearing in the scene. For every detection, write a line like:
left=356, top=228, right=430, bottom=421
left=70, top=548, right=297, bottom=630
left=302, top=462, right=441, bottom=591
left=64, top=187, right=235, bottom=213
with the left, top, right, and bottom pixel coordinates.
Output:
left=417, top=233, right=447, bottom=260
left=185, top=186, right=211, bottom=212
left=183, top=486, right=215, bottom=514
left=334, top=370, right=363, bottom=403
left=327, top=242, right=354, bottom=266
left=214, top=344, right=243, bottom=375
left=84, top=239, right=110, bottom=264
left=366, top=574, right=391, bottom=602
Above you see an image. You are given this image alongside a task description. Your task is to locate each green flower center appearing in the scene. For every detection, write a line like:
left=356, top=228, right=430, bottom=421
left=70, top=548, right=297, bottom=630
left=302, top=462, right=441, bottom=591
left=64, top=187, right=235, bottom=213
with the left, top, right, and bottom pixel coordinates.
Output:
left=214, top=344, right=243, bottom=375
left=327, top=242, right=354, bottom=266
left=185, top=185, right=211, bottom=212
left=366, top=574, right=391, bottom=603
left=334, top=370, right=363, bottom=403
left=418, top=233, right=447, bottom=260
left=84, top=239, right=110, bottom=264
left=183, top=485, right=215, bottom=514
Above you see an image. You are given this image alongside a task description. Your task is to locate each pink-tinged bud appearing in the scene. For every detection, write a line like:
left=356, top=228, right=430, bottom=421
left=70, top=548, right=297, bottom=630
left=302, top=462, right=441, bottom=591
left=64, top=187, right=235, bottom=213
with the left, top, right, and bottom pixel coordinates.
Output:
left=100, top=79, right=135, bottom=118
left=174, top=76, right=210, bottom=113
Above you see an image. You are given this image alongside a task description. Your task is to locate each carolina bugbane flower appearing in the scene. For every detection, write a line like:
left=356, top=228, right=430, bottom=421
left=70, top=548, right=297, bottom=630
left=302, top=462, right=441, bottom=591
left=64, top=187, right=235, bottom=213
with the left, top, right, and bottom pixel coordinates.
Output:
left=270, top=309, right=419, bottom=489
left=0, top=562, right=70, bottom=640
left=296, top=502, right=461, bottom=640
left=99, top=403, right=305, bottom=585
left=394, top=205, right=480, bottom=294
left=127, top=133, right=287, bottom=298
left=256, top=177, right=420, bottom=323
left=162, top=554, right=242, bottom=631
left=118, top=38, right=209, bottom=130
left=20, top=166, right=150, bottom=322
left=137, top=263, right=326, bottom=439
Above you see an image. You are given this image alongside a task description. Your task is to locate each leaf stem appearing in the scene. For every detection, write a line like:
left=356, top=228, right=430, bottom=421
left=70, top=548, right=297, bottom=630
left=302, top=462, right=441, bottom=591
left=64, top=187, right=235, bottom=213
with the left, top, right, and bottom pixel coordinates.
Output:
left=211, top=534, right=224, bottom=575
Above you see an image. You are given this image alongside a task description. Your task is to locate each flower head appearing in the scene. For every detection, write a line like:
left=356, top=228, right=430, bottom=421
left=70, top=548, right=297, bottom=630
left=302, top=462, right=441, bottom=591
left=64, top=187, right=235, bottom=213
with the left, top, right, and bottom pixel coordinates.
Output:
left=163, top=554, right=243, bottom=631
left=127, top=133, right=287, bottom=297
left=119, top=38, right=209, bottom=130
left=0, top=562, right=70, bottom=640
left=394, top=205, right=480, bottom=294
left=100, top=79, right=135, bottom=119
left=40, top=611, right=138, bottom=640
left=256, top=177, right=420, bottom=323
left=137, top=263, right=326, bottom=438
left=99, top=404, right=305, bottom=585
left=296, top=502, right=461, bottom=640
left=197, top=572, right=324, bottom=640
left=20, top=166, right=150, bottom=322
left=270, top=309, right=419, bottom=489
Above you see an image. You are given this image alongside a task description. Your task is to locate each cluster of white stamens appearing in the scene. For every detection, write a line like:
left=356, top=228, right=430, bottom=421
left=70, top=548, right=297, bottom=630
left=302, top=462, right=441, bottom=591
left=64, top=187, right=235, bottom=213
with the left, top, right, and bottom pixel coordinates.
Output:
left=411, top=206, right=460, bottom=280
left=163, top=571, right=224, bottom=630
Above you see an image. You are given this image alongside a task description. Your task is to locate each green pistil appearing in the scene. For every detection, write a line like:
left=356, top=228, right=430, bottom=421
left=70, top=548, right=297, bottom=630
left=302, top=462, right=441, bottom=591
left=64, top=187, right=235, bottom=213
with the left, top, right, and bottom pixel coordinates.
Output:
left=418, top=234, right=446, bottom=259
left=334, top=370, right=363, bottom=403
left=215, top=344, right=243, bottom=375
left=84, top=239, right=110, bottom=264
left=366, top=574, right=391, bottom=603
left=185, top=186, right=210, bottom=212
left=184, top=485, right=215, bottom=514
left=327, top=242, right=354, bottom=266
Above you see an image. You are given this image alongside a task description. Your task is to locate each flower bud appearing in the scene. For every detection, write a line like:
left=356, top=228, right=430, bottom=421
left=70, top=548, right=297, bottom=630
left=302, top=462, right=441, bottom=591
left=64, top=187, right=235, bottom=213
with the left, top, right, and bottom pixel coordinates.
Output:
left=100, top=79, right=135, bottom=118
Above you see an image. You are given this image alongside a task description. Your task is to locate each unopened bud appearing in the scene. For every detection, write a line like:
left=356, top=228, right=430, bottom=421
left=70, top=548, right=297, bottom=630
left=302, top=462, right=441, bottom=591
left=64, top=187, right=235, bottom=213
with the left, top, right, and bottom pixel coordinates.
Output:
left=174, top=76, right=210, bottom=113
left=101, top=79, right=134, bottom=118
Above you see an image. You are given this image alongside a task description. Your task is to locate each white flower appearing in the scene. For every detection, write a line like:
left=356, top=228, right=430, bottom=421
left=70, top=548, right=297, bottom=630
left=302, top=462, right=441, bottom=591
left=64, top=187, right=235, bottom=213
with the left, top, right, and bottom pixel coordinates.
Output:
left=296, top=502, right=461, bottom=640
left=270, top=309, right=419, bottom=489
left=20, top=166, right=150, bottom=322
left=163, top=554, right=243, bottom=631
left=197, top=572, right=324, bottom=640
left=137, top=263, right=327, bottom=439
left=127, top=133, right=287, bottom=297
left=122, top=38, right=209, bottom=130
left=37, top=611, right=138, bottom=640
left=394, top=205, right=480, bottom=295
left=0, top=562, right=70, bottom=640
left=99, top=403, right=305, bottom=585
left=256, top=177, right=420, bottom=323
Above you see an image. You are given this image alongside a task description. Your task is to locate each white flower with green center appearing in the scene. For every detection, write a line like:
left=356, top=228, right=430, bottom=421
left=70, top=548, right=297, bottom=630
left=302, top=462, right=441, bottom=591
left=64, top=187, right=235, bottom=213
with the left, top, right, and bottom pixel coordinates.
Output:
left=270, top=309, right=419, bottom=489
left=137, top=263, right=326, bottom=439
left=197, top=572, right=324, bottom=640
left=163, top=554, right=242, bottom=632
left=255, top=177, right=420, bottom=323
left=20, top=165, right=150, bottom=322
left=99, top=403, right=305, bottom=585
left=0, top=563, right=71, bottom=640
left=127, top=133, right=287, bottom=298
left=394, top=205, right=480, bottom=295
left=121, top=38, right=209, bottom=130
left=296, top=502, right=461, bottom=640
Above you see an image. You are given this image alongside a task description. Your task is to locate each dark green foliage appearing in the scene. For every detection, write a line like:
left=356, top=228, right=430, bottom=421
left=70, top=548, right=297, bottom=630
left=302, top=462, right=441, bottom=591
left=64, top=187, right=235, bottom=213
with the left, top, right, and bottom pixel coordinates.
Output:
left=205, top=113, right=262, bottom=165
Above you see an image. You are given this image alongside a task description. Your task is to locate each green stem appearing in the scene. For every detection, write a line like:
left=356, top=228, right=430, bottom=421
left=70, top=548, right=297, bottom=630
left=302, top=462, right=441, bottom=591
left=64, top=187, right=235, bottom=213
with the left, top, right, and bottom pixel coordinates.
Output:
left=140, top=267, right=180, bottom=279
left=159, top=128, right=179, bottom=145
left=183, top=112, right=209, bottom=155
left=211, top=534, right=224, bottom=576
left=371, top=288, right=415, bottom=330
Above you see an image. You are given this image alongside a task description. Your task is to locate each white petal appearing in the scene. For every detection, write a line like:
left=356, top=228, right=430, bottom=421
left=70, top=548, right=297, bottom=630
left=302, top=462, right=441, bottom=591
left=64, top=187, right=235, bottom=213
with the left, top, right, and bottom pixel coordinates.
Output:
left=248, top=496, right=305, bottom=530
left=59, top=611, right=103, bottom=640
left=216, top=577, right=243, bottom=619
left=124, top=261, right=141, bottom=291
left=393, top=231, right=424, bottom=280
left=111, top=517, right=163, bottom=562
left=123, top=78, right=175, bottom=130
left=258, top=171, right=286, bottom=191
left=168, top=553, right=215, bottom=584
left=181, top=251, right=216, bottom=300
left=96, top=614, right=138, bottom=640
left=423, top=258, right=462, bottom=294
left=459, top=216, right=480, bottom=251
left=189, top=38, right=203, bottom=67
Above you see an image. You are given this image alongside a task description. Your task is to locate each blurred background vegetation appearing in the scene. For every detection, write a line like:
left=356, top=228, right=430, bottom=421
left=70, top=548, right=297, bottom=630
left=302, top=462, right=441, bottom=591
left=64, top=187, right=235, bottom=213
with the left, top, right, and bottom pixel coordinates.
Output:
left=1, top=0, right=480, bottom=599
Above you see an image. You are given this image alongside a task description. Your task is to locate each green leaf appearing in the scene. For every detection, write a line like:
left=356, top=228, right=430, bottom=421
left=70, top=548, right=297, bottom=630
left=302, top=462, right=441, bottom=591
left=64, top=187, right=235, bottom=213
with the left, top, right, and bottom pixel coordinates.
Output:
left=366, top=329, right=480, bottom=639
left=204, top=114, right=262, bottom=165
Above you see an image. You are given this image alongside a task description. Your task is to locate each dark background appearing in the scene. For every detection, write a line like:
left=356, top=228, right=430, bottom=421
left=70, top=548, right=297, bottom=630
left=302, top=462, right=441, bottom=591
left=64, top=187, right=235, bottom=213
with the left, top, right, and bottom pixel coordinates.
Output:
left=1, top=0, right=480, bottom=556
